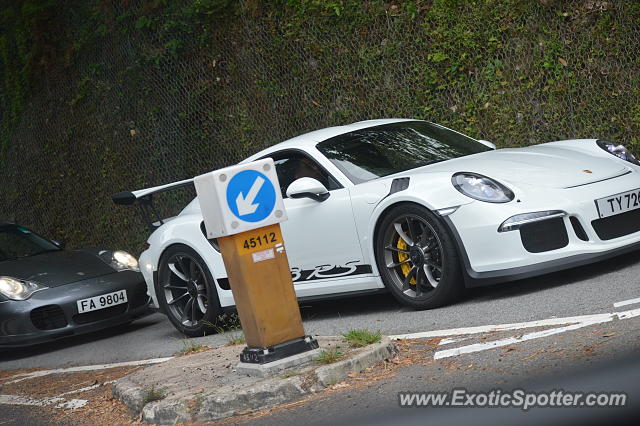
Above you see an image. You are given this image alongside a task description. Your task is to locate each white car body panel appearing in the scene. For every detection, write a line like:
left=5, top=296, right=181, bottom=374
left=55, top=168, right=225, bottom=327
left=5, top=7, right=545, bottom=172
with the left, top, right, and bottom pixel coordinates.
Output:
left=130, top=119, right=640, bottom=310
left=281, top=188, right=365, bottom=277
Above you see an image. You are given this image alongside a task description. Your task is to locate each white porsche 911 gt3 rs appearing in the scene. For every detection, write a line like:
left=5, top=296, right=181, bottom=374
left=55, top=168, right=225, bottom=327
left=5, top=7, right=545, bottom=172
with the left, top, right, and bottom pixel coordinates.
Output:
left=114, top=119, right=640, bottom=336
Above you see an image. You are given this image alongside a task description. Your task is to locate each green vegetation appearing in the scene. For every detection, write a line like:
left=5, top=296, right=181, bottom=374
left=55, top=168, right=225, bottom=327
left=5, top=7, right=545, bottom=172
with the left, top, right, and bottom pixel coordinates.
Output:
left=143, top=386, right=166, bottom=404
left=175, top=339, right=209, bottom=356
left=226, top=333, right=246, bottom=346
left=1, top=1, right=639, bottom=251
left=316, top=348, right=344, bottom=365
left=207, top=313, right=246, bottom=345
left=342, top=329, right=382, bottom=347
left=280, top=370, right=301, bottom=378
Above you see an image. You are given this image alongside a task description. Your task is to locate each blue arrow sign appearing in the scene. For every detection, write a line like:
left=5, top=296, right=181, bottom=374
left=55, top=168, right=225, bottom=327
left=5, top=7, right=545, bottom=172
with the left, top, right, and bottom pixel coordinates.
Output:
left=226, top=170, right=277, bottom=223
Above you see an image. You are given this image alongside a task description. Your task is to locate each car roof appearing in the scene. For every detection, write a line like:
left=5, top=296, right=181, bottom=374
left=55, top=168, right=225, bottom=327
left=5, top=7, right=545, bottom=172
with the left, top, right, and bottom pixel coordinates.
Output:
left=246, top=118, right=417, bottom=161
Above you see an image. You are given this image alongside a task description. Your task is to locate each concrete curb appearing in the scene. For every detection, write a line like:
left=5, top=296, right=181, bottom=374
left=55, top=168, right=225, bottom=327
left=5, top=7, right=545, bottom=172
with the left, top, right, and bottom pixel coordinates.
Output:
left=143, top=399, right=192, bottom=424
left=315, top=339, right=398, bottom=387
left=195, top=376, right=308, bottom=422
left=112, top=337, right=398, bottom=424
left=112, top=377, right=146, bottom=414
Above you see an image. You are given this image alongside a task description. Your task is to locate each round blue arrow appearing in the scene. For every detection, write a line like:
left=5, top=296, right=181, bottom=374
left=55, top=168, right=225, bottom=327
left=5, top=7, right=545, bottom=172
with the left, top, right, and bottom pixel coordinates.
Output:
left=226, top=170, right=276, bottom=222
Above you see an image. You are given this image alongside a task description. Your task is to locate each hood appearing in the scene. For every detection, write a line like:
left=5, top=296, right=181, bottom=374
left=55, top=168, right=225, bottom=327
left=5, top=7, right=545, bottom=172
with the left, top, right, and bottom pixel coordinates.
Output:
left=403, top=145, right=628, bottom=189
left=0, top=250, right=115, bottom=287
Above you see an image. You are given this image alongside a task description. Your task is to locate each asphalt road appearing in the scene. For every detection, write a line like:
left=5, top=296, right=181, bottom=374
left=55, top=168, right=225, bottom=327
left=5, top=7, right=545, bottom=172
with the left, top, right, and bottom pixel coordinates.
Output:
left=249, top=317, right=640, bottom=426
left=2, top=249, right=640, bottom=370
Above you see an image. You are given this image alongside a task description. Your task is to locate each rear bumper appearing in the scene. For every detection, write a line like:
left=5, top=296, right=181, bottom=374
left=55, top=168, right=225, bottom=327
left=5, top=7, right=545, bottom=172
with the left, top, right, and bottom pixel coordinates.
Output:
left=0, top=271, right=152, bottom=348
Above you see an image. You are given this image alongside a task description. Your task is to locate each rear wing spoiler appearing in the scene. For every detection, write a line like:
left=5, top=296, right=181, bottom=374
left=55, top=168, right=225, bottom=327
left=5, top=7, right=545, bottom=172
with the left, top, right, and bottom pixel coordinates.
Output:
left=112, top=178, right=194, bottom=230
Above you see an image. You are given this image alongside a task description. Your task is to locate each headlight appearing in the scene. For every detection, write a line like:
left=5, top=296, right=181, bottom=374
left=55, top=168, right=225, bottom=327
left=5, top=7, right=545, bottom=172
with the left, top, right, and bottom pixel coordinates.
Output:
left=112, top=250, right=140, bottom=272
left=597, top=140, right=640, bottom=166
left=0, top=277, right=47, bottom=301
left=452, top=172, right=514, bottom=203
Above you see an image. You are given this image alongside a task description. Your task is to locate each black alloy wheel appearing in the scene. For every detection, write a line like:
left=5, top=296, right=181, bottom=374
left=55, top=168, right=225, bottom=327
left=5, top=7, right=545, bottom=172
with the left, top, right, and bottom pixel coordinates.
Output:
left=157, top=244, right=221, bottom=336
left=376, top=204, right=463, bottom=309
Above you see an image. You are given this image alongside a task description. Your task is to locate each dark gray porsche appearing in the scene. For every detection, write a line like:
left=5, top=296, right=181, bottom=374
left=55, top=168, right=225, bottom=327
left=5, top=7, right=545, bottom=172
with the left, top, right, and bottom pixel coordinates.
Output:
left=0, top=223, right=151, bottom=348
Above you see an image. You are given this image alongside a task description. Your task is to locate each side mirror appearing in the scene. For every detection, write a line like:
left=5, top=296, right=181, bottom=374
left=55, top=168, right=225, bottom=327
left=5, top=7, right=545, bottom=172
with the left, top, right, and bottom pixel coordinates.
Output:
left=52, top=240, right=66, bottom=249
left=286, top=178, right=330, bottom=202
left=477, top=139, right=496, bottom=150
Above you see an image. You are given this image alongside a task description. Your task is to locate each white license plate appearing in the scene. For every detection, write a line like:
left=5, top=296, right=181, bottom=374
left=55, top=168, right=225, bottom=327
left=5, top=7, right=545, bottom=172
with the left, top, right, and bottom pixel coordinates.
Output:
left=595, top=188, right=640, bottom=218
left=77, top=290, right=127, bottom=314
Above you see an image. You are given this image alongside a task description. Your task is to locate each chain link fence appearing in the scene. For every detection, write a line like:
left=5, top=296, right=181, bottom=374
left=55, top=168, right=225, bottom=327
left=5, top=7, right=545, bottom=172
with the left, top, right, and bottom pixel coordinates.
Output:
left=1, top=0, right=639, bottom=254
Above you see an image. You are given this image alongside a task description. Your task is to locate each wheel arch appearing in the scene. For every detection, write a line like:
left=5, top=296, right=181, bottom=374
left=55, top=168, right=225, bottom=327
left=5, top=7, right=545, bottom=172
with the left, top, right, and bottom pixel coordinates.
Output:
left=369, top=199, right=466, bottom=282
left=151, top=217, right=230, bottom=307
left=154, top=241, right=225, bottom=336
left=371, top=201, right=430, bottom=259
left=369, top=198, right=434, bottom=276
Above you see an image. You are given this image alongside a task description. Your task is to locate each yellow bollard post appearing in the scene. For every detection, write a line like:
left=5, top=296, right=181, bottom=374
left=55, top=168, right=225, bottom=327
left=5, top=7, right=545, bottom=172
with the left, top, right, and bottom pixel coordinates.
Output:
left=194, top=159, right=318, bottom=365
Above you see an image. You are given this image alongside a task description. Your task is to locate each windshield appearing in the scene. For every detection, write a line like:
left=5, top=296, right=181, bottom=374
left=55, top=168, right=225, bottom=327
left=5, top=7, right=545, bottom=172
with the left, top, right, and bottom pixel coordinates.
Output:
left=0, top=224, right=60, bottom=261
left=316, top=121, right=492, bottom=183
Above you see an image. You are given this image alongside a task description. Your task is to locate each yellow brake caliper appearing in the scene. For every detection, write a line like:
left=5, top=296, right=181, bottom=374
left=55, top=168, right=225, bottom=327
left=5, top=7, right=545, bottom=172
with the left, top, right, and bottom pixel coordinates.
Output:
left=396, top=237, right=416, bottom=285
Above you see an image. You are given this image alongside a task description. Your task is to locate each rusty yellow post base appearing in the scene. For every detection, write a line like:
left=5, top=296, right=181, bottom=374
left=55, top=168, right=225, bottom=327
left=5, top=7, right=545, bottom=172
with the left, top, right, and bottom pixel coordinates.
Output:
left=218, top=223, right=316, bottom=363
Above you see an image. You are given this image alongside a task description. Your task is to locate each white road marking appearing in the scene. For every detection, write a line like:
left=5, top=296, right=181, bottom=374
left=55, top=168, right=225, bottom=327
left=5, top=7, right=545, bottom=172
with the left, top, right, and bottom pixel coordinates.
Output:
left=389, top=313, right=611, bottom=340
left=613, top=297, right=640, bottom=308
left=0, top=379, right=119, bottom=411
left=56, top=380, right=116, bottom=397
left=1, top=357, right=173, bottom=385
left=0, top=394, right=87, bottom=409
left=615, top=306, right=640, bottom=320
left=433, top=320, right=605, bottom=360
left=56, top=399, right=88, bottom=409
left=438, top=336, right=473, bottom=346
left=0, top=395, right=60, bottom=407
left=390, top=305, right=640, bottom=360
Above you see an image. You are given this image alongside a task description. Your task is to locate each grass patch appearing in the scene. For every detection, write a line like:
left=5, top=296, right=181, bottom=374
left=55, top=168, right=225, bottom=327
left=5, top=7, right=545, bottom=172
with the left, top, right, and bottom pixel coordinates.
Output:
left=316, top=348, right=343, bottom=365
left=280, top=370, right=300, bottom=378
left=143, top=386, right=166, bottom=404
left=342, top=329, right=382, bottom=347
left=206, top=313, right=246, bottom=346
left=175, top=339, right=209, bottom=356
left=226, top=333, right=246, bottom=346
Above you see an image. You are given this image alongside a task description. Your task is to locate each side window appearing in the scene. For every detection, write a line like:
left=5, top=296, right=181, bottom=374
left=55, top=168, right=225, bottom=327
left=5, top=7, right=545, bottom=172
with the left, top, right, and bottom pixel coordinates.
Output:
left=270, top=152, right=339, bottom=198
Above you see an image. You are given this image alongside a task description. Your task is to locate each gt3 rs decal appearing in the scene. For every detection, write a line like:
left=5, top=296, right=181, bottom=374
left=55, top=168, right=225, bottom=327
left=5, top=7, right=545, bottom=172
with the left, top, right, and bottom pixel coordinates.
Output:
left=291, top=260, right=372, bottom=283
left=216, top=261, right=372, bottom=290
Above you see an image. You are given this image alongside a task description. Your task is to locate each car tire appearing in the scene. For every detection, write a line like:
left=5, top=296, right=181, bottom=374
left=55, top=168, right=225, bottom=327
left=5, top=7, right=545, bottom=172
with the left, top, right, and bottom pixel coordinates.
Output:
left=375, top=203, right=463, bottom=309
left=156, top=244, right=222, bottom=337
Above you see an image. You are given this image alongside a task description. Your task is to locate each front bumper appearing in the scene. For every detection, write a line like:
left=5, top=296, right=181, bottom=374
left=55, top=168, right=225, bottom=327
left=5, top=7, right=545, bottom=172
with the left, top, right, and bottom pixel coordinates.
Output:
left=0, top=271, right=151, bottom=348
left=445, top=170, right=640, bottom=286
